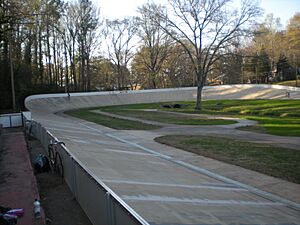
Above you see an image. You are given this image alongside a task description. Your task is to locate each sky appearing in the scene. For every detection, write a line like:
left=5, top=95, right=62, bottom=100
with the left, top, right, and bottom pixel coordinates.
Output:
left=92, top=0, right=300, bottom=28
left=259, top=0, right=300, bottom=26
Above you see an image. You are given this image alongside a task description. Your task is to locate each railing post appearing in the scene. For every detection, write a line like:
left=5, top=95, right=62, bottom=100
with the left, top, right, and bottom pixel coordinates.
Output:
left=71, top=157, right=77, bottom=199
left=106, top=192, right=113, bottom=225
left=9, top=115, right=12, bottom=127
left=21, top=113, right=24, bottom=127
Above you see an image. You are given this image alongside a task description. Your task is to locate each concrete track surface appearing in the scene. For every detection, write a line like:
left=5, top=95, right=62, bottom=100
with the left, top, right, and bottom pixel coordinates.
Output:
left=25, top=85, right=300, bottom=225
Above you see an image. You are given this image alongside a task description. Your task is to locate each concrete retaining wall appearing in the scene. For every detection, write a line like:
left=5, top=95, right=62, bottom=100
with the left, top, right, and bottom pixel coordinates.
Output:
left=25, top=85, right=300, bottom=114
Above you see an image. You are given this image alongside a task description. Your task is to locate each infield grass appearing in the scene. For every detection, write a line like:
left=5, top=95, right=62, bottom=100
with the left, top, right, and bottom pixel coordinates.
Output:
left=155, top=135, right=300, bottom=183
left=67, top=99, right=300, bottom=136
left=66, top=109, right=160, bottom=130
left=99, top=99, right=300, bottom=136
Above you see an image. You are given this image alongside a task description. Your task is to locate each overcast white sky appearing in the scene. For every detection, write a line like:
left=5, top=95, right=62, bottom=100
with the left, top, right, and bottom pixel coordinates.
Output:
left=91, top=0, right=300, bottom=27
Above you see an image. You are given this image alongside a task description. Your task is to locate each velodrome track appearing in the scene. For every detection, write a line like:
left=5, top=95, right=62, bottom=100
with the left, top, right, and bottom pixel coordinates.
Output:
left=25, top=84, right=300, bottom=225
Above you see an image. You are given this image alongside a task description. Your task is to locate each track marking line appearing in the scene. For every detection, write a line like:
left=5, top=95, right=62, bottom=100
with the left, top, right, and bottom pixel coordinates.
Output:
left=122, top=195, right=285, bottom=206
left=102, top=179, right=248, bottom=191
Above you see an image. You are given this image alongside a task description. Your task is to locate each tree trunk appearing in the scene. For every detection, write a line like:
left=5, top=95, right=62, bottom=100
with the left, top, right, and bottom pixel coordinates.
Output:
left=87, top=57, right=90, bottom=91
left=195, top=72, right=203, bottom=110
left=52, top=29, right=58, bottom=90
left=24, top=30, right=32, bottom=65
left=15, top=25, right=22, bottom=61
left=64, top=42, right=69, bottom=93
left=117, top=64, right=121, bottom=89
left=46, top=24, right=52, bottom=85
left=80, top=40, right=85, bottom=91
left=195, top=85, right=203, bottom=110
left=38, top=27, right=43, bottom=84
left=33, top=24, right=38, bottom=84
left=9, top=40, right=16, bottom=111
left=151, top=73, right=156, bottom=89
left=72, top=38, right=77, bottom=91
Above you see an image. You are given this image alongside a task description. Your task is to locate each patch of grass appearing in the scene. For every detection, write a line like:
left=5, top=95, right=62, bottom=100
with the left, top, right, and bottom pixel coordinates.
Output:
left=274, top=80, right=299, bottom=87
left=66, top=109, right=160, bottom=130
left=101, top=109, right=235, bottom=125
left=237, top=125, right=266, bottom=134
left=197, top=100, right=300, bottom=136
left=101, top=99, right=300, bottom=117
left=197, top=99, right=300, bottom=117
left=100, top=100, right=300, bottom=136
left=67, top=99, right=300, bottom=135
left=155, top=135, right=300, bottom=184
left=244, top=116, right=300, bottom=136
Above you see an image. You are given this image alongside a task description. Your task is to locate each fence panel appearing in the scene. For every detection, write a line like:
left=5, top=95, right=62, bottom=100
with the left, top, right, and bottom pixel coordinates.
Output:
left=75, top=163, right=109, bottom=225
left=113, top=199, right=144, bottom=225
left=0, top=113, right=22, bottom=128
left=24, top=119, right=149, bottom=225
left=57, top=145, right=74, bottom=193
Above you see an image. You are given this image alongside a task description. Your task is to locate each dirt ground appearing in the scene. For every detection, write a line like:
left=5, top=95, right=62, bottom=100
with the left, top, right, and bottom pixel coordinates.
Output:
left=26, top=136, right=93, bottom=225
left=0, top=128, right=44, bottom=225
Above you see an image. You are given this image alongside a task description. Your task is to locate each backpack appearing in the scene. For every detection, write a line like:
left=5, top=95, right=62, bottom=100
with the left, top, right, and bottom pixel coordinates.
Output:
left=34, top=154, right=50, bottom=173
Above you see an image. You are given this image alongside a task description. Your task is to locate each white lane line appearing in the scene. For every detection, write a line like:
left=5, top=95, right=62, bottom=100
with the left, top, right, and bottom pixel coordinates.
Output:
left=105, top=133, right=173, bottom=160
left=48, top=124, right=91, bottom=131
left=69, top=139, right=89, bottom=144
left=61, top=137, right=153, bottom=156
left=48, top=127, right=100, bottom=135
left=79, top=123, right=300, bottom=210
left=65, top=138, right=130, bottom=147
left=121, top=195, right=285, bottom=206
left=40, top=119, right=92, bottom=129
left=102, top=179, right=248, bottom=191
left=86, top=148, right=154, bottom=156
left=62, top=136, right=122, bottom=145
left=80, top=123, right=173, bottom=159
left=61, top=135, right=92, bottom=140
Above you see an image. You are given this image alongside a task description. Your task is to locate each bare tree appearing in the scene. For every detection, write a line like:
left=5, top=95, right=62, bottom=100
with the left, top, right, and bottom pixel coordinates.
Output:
left=55, top=0, right=100, bottom=92
left=62, top=3, right=79, bottom=91
left=76, top=0, right=100, bottom=91
left=104, top=17, right=137, bottom=90
left=147, top=0, right=262, bottom=109
left=137, top=3, right=172, bottom=88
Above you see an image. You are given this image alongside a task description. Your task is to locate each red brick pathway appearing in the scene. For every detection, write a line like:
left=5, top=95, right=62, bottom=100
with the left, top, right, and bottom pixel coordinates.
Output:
left=0, top=128, right=45, bottom=225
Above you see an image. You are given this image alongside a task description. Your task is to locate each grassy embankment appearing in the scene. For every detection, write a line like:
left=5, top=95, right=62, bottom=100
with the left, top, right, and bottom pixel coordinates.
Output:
left=66, top=102, right=237, bottom=129
left=66, top=109, right=160, bottom=130
left=275, top=80, right=299, bottom=87
left=100, top=99, right=300, bottom=136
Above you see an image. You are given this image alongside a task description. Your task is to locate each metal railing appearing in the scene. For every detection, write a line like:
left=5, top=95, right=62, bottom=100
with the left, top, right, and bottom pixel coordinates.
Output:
left=23, top=116, right=149, bottom=225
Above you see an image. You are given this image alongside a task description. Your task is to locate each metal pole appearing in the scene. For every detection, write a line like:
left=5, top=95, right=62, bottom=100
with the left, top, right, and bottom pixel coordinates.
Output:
left=21, top=113, right=24, bottom=127
left=71, top=157, right=77, bottom=198
left=106, top=192, right=112, bottom=225
left=9, top=115, right=12, bottom=128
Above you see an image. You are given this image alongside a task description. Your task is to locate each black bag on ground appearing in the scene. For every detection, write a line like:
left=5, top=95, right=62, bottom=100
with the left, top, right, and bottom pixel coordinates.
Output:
left=34, top=154, right=50, bottom=173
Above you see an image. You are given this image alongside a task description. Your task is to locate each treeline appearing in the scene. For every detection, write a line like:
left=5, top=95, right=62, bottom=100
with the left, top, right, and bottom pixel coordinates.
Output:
left=0, top=0, right=299, bottom=111
left=238, top=14, right=300, bottom=85
left=1, top=0, right=100, bottom=110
